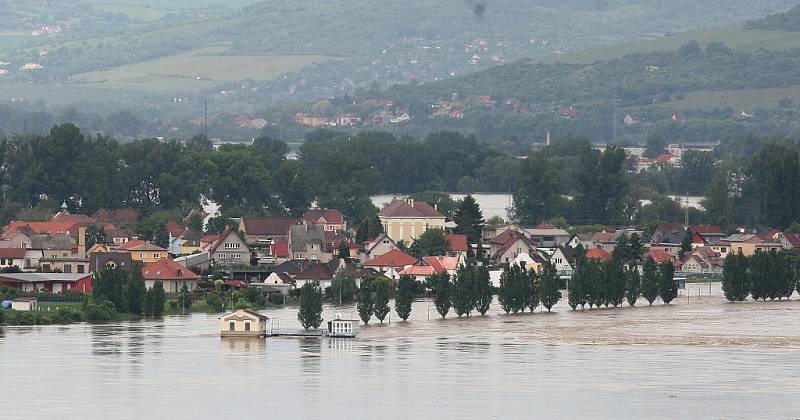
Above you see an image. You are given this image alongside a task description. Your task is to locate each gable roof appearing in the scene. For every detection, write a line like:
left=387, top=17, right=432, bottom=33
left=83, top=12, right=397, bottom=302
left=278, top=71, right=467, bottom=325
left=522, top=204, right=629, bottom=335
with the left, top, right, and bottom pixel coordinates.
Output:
left=142, top=258, right=200, bottom=281
left=51, top=211, right=93, bottom=224
left=92, top=208, right=140, bottom=225
left=690, top=225, right=722, bottom=235
left=644, top=249, right=674, bottom=264
left=378, top=199, right=444, bottom=219
left=294, top=260, right=339, bottom=281
left=586, top=248, right=612, bottom=260
left=445, top=234, right=469, bottom=252
left=31, top=234, right=72, bottom=250
left=166, top=220, right=187, bottom=238
left=241, top=217, right=300, bottom=236
left=303, top=209, right=344, bottom=225
left=364, top=249, right=416, bottom=268
left=0, top=248, right=26, bottom=259
left=221, top=309, right=268, bottom=321
left=290, top=224, right=326, bottom=252
left=119, top=240, right=167, bottom=252
left=210, top=227, right=248, bottom=253
left=783, top=232, right=800, bottom=248
left=6, top=221, right=78, bottom=236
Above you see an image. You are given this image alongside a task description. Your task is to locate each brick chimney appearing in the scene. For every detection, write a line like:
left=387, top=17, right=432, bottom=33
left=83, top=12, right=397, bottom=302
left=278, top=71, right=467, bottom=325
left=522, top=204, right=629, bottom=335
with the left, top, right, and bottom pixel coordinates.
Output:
left=78, top=226, right=86, bottom=258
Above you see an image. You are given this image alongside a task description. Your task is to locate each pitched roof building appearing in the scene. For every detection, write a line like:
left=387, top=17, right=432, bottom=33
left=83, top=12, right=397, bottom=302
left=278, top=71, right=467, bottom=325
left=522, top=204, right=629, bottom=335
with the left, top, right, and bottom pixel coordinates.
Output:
left=142, top=258, right=200, bottom=293
left=378, top=198, right=446, bottom=243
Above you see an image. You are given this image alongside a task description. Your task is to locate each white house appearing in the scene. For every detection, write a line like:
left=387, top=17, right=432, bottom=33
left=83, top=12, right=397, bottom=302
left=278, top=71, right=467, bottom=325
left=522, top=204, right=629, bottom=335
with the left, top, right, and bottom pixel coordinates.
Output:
left=219, top=309, right=269, bottom=337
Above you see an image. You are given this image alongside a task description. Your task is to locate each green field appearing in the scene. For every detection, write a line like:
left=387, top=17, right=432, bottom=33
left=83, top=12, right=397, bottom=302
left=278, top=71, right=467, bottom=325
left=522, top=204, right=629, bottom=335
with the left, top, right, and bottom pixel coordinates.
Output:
left=70, top=48, right=336, bottom=92
left=81, top=0, right=264, bottom=21
left=551, top=26, right=800, bottom=64
left=628, top=85, right=800, bottom=111
left=0, top=32, right=33, bottom=54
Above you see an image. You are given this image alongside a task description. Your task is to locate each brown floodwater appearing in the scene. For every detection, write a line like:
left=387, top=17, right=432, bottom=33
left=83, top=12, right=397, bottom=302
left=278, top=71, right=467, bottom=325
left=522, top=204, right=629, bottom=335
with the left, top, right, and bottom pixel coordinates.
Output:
left=2, top=284, right=799, bottom=419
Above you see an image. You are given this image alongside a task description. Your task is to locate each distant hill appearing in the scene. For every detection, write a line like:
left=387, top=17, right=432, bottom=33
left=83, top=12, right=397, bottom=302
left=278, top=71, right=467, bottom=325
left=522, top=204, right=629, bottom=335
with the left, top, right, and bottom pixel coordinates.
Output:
left=748, top=5, right=800, bottom=30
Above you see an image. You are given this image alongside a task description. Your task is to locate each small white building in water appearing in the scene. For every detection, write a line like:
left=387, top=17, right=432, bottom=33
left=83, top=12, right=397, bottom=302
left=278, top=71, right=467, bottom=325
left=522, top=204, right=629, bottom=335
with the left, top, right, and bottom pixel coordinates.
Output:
left=326, top=314, right=359, bottom=338
left=219, top=309, right=269, bottom=337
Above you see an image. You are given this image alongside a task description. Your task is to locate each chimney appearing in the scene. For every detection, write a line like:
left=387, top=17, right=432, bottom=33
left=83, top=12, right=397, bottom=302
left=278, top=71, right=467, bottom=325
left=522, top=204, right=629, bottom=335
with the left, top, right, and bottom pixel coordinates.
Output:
left=434, top=204, right=438, bottom=211
left=546, top=129, right=551, bottom=146
left=407, top=197, right=414, bottom=207
left=78, top=226, right=86, bottom=258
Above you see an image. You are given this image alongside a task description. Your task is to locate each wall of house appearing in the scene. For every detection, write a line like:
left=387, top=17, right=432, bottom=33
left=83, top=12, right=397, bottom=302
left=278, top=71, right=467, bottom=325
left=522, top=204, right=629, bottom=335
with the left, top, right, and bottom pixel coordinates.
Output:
left=381, top=217, right=446, bottom=243
left=214, top=232, right=250, bottom=266
left=220, top=315, right=265, bottom=336
left=362, top=240, right=397, bottom=263
left=144, top=279, right=197, bottom=294
left=130, top=250, right=167, bottom=263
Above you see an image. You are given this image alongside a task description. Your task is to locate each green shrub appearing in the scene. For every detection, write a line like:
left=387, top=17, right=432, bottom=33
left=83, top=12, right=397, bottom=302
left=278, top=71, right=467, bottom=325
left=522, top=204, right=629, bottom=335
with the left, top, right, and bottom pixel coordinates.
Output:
left=85, top=301, right=115, bottom=321
left=205, top=292, right=223, bottom=311
left=234, top=299, right=253, bottom=310
left=267, top=293, right=284, bottom=305
left=168, top=300, right=179, bottom=310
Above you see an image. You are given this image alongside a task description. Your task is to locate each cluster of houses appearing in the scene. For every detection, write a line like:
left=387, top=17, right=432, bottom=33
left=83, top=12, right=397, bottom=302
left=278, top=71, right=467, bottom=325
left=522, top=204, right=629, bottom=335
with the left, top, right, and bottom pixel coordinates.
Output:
left=3, top=196, right=799, bottom=300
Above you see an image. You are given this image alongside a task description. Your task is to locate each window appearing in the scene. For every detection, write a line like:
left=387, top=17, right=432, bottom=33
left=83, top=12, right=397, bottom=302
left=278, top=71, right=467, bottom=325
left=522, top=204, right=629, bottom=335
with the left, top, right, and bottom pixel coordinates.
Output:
left=153, top=253, right=160, bottom=259
left=42, top=264, right=51, bottom=271
left=738, top=247, right=743, bottom=254
left=232, top=253, right=240, bottom=259
left=77, top=265, right=85, bottom=274
left=139, top=252, right=145, bottom=259
left=244, top=322, right=251, bottom=331
left=225, top=243, right=240, bottom=249
left=229, top=322, right=235, bottom=331
left=64, top=264, right=72, bottom=273
left=310, top=254, right=318, bottom=260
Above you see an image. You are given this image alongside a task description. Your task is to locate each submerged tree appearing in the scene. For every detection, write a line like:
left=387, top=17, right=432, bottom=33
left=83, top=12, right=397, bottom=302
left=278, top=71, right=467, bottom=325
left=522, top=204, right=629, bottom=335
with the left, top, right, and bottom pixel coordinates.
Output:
left=539, top=261, right=560, bottom=312
left=433, top=273, right=453, bottom=318
left=624, top=265, right=641, bottom=306
left=722, top=252, right=749, bottom=302
left=395, top=275, right=415, bottom=321
left=452, top=265, right=476, bottom=318
left=297, top=282, right=323, bottom=330
left=474, top=265, right=493, bottom=315
left=641, top=257, right=660, bottom=305
left=372, top=278, right=392, bottom=323
left=357, top=277, right=375, bottom=325
left=659, top=261, right=677, bottom=304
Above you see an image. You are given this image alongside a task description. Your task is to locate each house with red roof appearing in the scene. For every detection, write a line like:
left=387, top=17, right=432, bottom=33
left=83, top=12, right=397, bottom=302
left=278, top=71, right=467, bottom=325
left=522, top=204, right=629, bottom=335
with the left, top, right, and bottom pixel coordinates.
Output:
left=777, top=232, right=800, bottom=249
left=489, top=230, right=536, bottom=264
left=364, top=249, right=416, bottom=272
left=141, top=258, right=200, bottom=293
left=239, top=216, right=300, bottom=245
left=91, top=208, right=140, bottom=227
left=586, top=248, right=611, bottom=261
left=398, top=255, right=464, bottom=281
left=378, top=198, right=445, bottom=243
left=303, top=209, right=346, bottom=232
left=445, top=234, right=469, bottom=257
left=0, top=248, right=27, bottom=270
left=643, top=249, right=677, bottom=267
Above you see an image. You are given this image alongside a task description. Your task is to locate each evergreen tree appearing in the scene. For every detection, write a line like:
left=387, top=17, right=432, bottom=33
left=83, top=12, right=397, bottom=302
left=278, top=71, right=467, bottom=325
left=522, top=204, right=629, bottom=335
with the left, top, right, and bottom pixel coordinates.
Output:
left=641, top=257, right=660, bottom=305
left=781, top=251, right=797, bottom=299
left=372, top=278, right=392, bottom=323
left=433, top=273, right=453, bottom=318
left=356, top=214, right=383, bottom=242
left=588, top=260, right=607, bottom=308
left=604, top=259, right=626, bottom=307
left=474, top=265, right=493, bottom=315
left=357, top=277, right=374, bottom=325
left=150, top=281, right=166, bottom=317
left=177, top=284, right=192, bottom=310
left=679, top=228, right=694, bottom=260
left=127, top=266, right=146, bottom=314
left=143, top=287, right=155, bottom=316
left=395, top=275, right=414, bottom=321
left=498, top=264, right=516, bottom=313
left=749, top=251, right=770, bottom=301
left=658, top=261, right=677, bottom=304
left=452, top=265, right=476, bottom=317
left=327, top=270, right=358, bottom=303
left=613, top=235, right=630, bottom=263
left=624, top=265, right=641, bottom=306
left=297, top=282, right=323, bottom=330
left=569, top=246, right=587, bottom=310
left=539, top=261, right=560, bottom=311
left=453, top=195, right=484, bottom=245
left=627, top=233, right=644, bottom=263
left=722, top=252, right=750, bottom=301
left=524, top=265, right=540, bottom=312
left=337, top=241, right=350, bottom=259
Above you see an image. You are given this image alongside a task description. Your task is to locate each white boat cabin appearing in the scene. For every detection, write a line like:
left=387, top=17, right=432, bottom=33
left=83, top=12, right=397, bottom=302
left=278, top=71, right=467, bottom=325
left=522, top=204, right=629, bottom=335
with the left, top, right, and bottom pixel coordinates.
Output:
left=326, top=314, right=359, bottom=338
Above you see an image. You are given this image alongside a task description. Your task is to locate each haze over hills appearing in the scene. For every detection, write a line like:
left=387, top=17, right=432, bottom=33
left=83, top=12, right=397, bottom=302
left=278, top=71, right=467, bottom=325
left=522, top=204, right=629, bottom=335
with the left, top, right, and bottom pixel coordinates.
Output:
left=0, top=0, right=799, bottom=140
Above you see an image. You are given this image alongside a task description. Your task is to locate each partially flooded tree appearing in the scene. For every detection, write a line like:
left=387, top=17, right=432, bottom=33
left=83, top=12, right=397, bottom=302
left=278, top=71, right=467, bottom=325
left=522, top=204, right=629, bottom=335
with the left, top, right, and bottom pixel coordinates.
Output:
left=641, top=257, right=660, bottom=305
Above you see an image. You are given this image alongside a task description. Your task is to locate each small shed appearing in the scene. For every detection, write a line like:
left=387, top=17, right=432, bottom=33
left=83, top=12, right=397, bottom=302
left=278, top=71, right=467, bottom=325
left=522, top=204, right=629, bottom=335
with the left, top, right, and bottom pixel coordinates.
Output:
left=326, top=314, right=359, bottom=338
left=219, top=309, right=268, bottom=337
left=11, top=297, right=38, bottom=311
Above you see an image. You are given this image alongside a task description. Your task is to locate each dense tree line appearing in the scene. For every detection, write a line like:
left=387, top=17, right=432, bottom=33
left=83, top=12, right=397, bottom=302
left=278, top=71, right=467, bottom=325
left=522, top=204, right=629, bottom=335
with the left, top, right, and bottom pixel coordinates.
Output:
left=722, top=250, right=800, bottom=302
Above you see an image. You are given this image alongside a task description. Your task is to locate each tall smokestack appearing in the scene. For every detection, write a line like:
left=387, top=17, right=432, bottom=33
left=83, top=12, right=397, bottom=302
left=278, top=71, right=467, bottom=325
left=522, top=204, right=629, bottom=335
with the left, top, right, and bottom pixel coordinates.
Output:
left=546, top=129, right=551, bottom=146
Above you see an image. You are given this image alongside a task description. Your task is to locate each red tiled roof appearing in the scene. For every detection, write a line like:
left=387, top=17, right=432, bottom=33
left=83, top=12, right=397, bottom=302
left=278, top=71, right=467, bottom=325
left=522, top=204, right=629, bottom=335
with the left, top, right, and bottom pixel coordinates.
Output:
left=118, top=239, right=146, bottom=250
left=364, top=249, right=416, bottom=268
left=241, top=217, right=300, bottom=236
left=201, top=234, right=219, bottom=244
left=51, top=212, right=93, bottom=224
left=655, top=153, right=672, bottom=162
left=586, top=248, right=611, bottom=260
left=303, top=209, right=344, bottom=225
left=92, top=208, right=140, bottom=224
left=166, top=220, right=186, bottom=238
left=644, top=249, right=673, bottom=264
left=6, top=221, right=77, bottom=236
left=590, top=231, right=617, bottom=243
left=271, top=242, right=289, bottom=258
left=378, top=200, right=444, bottom=218
left=142, top=259, right=199, bottom=281
left=445, top=234, right=468, bottom=252
left=0, top=248, right=26, bottom=259
left=783, top=232, right=800, bottom=248
left=691, top=225, right=721, bottom=234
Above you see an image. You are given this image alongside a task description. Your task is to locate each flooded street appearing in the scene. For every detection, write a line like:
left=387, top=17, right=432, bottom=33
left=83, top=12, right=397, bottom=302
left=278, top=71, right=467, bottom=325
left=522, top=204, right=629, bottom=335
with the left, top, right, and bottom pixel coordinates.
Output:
left=3, top=287, right=800, bottom=419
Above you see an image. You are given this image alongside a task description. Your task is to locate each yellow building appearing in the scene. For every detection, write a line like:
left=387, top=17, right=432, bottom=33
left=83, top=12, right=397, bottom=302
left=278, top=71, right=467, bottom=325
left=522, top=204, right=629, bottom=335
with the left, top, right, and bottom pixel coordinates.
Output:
left=721, top=234, right=782, bottom=257
left=119, top=240, right=168, bottom=263
left=378, top=199, right=446, bottom=243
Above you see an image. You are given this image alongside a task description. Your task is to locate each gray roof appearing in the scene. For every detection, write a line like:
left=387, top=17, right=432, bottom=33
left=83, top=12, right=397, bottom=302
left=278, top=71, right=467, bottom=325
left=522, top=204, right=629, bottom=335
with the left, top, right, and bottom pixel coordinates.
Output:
left=30, top=234, right=72, bottom=250
left=525, top=228, right=570, bottom=237
left=290, top=224, right=326, bottom=252
left=0, top=273, right=90, bottom=282
left=721, top=234, right=758, bottom=242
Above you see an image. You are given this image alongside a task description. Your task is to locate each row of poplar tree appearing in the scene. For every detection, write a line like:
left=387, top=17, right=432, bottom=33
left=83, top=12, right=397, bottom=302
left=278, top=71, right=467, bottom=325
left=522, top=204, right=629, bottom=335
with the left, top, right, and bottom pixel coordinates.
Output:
left=568, top=249, right=678, bottom=309
left=92, top=267, right=167, bottom=317
left=722, top=250, right=800, bottom=302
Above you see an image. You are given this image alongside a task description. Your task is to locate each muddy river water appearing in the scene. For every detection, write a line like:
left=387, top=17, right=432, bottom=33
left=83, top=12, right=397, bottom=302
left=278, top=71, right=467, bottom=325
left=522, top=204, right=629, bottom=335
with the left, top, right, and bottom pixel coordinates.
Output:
left=2, top=284, right=799, bottom=419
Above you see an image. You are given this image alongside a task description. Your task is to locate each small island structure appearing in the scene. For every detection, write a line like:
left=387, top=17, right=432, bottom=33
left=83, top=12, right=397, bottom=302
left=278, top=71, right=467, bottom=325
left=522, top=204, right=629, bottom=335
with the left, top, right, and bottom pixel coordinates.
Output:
left=326, top=314, right=359, bottom=338
left=219, top=309, right=270, bottom=337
